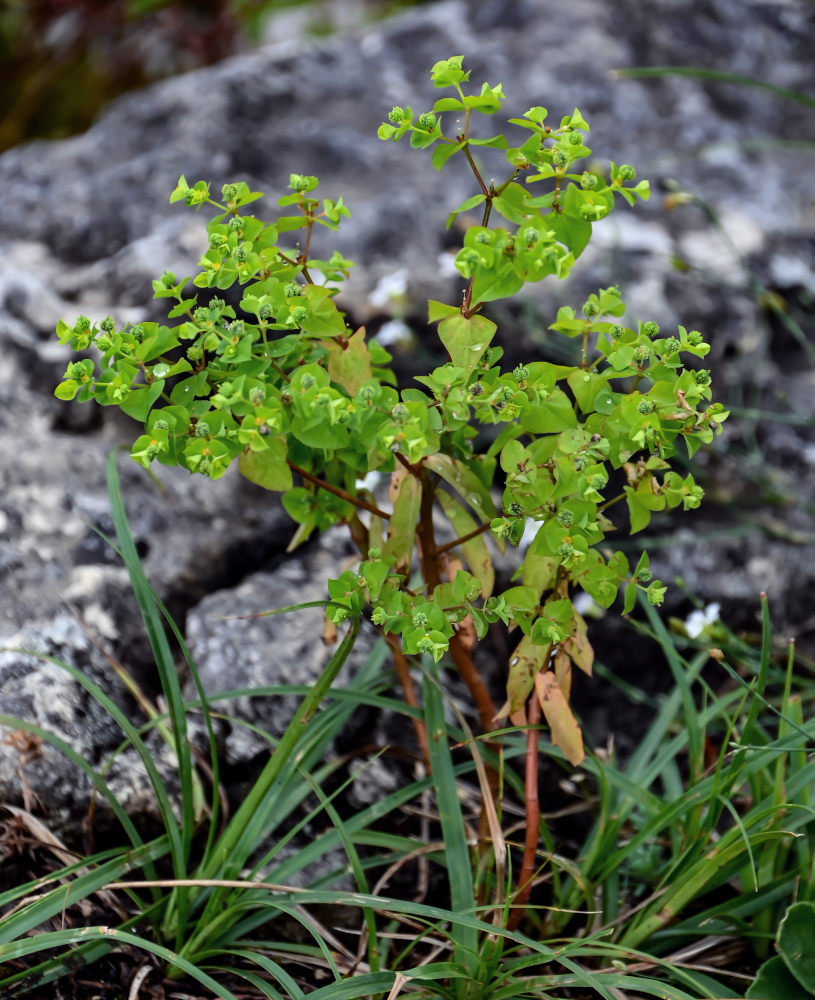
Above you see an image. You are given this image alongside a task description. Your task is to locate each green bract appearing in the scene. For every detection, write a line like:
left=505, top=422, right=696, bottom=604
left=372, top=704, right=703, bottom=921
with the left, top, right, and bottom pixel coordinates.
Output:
left=55, top=56, right=726, bottom=763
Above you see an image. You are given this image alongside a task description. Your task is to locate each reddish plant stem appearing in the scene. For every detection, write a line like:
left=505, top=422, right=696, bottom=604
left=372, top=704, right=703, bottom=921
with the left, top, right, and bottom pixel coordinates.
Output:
left=462, top=277, right=474, bottom=315
left=300, top=218, right=314, bottom=266
left=383, top=467, right=438, bottom=770
left=448, top=630, right=501, bottom=847
left=463, top=146, right=489, bottom=197
left=507, top=692, right=541, bottom=931
left=346, top=515, right=369, bottom=559
left=416, top=473, right=441, bottom=592
left=434, top=518, right=492, bottom=556
left=287, top=461, right=390, bottom=519
left=448, top=633, right=498, bottom=737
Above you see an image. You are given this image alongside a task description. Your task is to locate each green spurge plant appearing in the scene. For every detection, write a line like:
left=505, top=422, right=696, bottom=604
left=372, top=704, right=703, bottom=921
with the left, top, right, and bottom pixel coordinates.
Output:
left=55, top=54, right=726, bottom=838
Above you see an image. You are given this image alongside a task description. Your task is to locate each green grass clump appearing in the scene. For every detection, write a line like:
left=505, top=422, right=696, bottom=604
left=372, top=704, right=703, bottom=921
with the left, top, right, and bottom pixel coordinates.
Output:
left=1, top=450, right=813, bottom=998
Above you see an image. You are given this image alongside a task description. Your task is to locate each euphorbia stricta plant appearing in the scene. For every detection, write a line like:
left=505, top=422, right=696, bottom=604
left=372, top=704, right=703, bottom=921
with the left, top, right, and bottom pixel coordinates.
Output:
left=56, top=55, right=726, bottom=910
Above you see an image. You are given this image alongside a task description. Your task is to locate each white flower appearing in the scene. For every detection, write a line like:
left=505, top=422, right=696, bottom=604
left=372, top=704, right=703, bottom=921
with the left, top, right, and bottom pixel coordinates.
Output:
left=437, top=250, right=459, bottom=277
left=519, top=518, right=539, bottom=551
left=374, top=319, right=413, bottom=347
left=369, top=268, right=409, bottom=308
left=574, top=591, right=604, bottom=619
left=685, top=602, right=720, bottom=638
left=355, top=471, right=382, bottom=492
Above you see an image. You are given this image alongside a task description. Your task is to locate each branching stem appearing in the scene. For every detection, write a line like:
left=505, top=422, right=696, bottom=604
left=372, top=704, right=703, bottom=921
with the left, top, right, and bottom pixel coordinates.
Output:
left=434, top=519, right=492, bottom=556
left=417, top=474, right=441, bottom=592
left=287, top=461, right=390, bottom=519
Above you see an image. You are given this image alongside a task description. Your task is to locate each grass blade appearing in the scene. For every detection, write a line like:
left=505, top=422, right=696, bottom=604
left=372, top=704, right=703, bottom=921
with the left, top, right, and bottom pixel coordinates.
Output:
left=422, top=655, right=477, bottom=990
left=612, top=66, right=815, bottom=108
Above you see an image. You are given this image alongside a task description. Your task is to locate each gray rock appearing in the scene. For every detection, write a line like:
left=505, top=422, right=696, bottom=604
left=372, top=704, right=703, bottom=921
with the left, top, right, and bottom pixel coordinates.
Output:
left=184, top=527, right=382, bottom=763
left=0, top=610, right=183, bottom=837
left=1, top=0, right=814, bottom=829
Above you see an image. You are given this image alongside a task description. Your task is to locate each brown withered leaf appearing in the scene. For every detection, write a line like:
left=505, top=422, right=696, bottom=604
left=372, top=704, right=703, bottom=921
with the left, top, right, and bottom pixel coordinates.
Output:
left=322, top=616, right=338, bottom=646
left=455, top=613, right=477, bottom=652
left=535, top=670, right=584, bottom=766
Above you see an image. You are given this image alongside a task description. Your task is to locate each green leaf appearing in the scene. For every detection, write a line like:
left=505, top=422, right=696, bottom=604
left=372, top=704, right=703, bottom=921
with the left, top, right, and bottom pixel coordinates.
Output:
left=468, top=134, right=509, bottom=149
left=422, top=658, right=478, bottom=975
left=424, top=453, right=496, bottom=522
left=567, top=369, right=608, bottom=413
left=169, top=175, right=189, bottom=204
left=608, top=344, right=636, bottom=370
left=428, top=300, right=461, bottom=323
left=435, top=490, right=494, bottom=599
left=471, top=258, right=525, bottom=303
left=545, top=211, right=593, bottom=258
left=593, top=388, right=619, bottom=414
left=54, top=379, right=79, bottom=400
left=139, top=323, right=181, bottom=362
left=582, top=577, right=618, bottom=609
left=747, top=957, right=809, bottom=1000
left=446, top=192, right=486, bottom=230
left=431, top=141, right=462, bottom=171
left=464, top=81, right=506, bottom=114
left=430, top=55, right=469, bottom=88
left=491, top=181, right=529, bottom=224
left=238, top=439, right=293, bottom=491
left=437, top=313, right=497, bottom=379
left=410, top=121, right=443, bottom=149
left=282, top=486, right=314, bottom=523
left=276, top=216, right=310, bottom=232
left=521, top=387, right=577, bottom=434
left=632, top=178, right=651, bottom=200
left=622, top=582, right=638, bottom=615
left=299, top=285, right=347, bottom=338
left=167, top=297, right=196, bottom=318
left=625, top=493, right=651, bottom=534
left=170, top=372, right=208, bottom=407
left=567, top=107, right=590, bottom=131
left=778, top=902, right=815, bottom=992
left=625, top=478, right=665, bottom=534
left=120, top=381, right=164, bottom=421
left=433, top=97, right=465, bottom=112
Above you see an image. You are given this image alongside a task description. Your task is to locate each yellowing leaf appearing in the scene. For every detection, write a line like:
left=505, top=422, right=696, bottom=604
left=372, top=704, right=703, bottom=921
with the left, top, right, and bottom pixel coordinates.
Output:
left=322, top=327, right=372, bottom=396
left=535, top=670, right=584, bottom=766
left=384, top=466, right=421, bottom=573
left=423, top=453, right=496, bottom=522
left=506, top=634, right=550, bottom=721
left=238, top=438, right=293, bottom=491
left=553, top=648, right=572, bottom=701
left=561, top=610, right=594, bottom=675
left=436, top=489, right=494, bottom=598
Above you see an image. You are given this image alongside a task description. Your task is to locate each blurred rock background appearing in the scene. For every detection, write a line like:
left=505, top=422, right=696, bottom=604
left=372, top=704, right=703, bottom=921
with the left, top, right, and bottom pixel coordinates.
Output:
left=1, top=0, right=813, bottom=829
